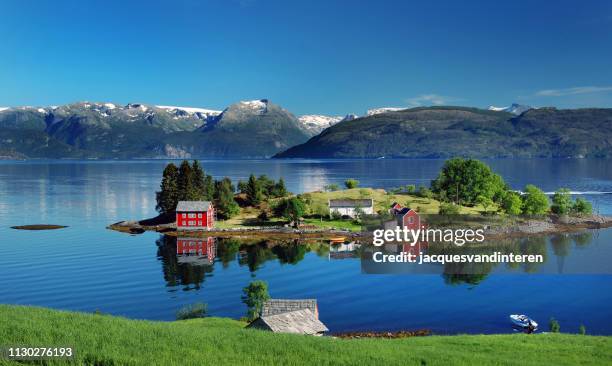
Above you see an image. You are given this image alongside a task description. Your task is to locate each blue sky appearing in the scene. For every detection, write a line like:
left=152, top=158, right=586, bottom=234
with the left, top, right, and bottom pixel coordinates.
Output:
left=1, top=0, right=611, bottom=115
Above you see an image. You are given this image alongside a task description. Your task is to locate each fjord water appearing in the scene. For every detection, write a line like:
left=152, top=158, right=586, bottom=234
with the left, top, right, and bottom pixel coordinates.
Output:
left=1, top=159, right=612, bottom=334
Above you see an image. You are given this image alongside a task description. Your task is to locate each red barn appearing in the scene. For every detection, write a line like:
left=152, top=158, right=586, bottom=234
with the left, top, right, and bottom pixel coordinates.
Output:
left=176, top=201, right=215, bottom=230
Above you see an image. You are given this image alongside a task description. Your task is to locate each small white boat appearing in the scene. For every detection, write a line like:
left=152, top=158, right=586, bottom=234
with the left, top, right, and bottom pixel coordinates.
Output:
left=510, top=314, right=538, bottom=328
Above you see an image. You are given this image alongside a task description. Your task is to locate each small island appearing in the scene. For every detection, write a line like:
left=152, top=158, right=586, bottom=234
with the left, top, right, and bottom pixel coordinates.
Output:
left=108, top=159, right=612, bottom=240
left=11, top=224, right=68, bottom=230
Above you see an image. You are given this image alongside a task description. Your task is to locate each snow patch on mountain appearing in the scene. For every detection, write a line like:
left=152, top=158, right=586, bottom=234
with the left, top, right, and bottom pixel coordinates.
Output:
left=488, top=103, right=532, bottom=115
left=298, top=114, right=344, bottom=135
left=298, top=113, right=360, bottom=135
left=239, top=99, right=268, bottom=114
left=156, top=105, right=222, bottom=116
left=366, top=107, right=405, bottom=116
left=299, top=114, right=343, bottom=126
left=0, top=107, right=9, bottom=112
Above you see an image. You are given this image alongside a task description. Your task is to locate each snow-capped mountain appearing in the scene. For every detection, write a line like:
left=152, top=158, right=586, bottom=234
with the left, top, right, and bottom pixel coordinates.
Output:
left=0, top=99, right=311, bottom=158
left=237, top=99, right=268, bottom=114
left=156, top=105, right=222, bottom=120
left=488, top=103, right=532, bottom=115
left=298, top=115, right=344, bottom=135
left=366, top=107, right=406, bottom=116
left=297, top=114, right=359, bottom=135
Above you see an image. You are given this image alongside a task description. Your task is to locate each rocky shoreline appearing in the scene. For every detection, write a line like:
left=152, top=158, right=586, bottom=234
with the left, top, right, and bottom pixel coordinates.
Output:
left=107, top=214, right=612, bottom=241
left=107, top=219, right=360, bottom=240
left=484, top=214, right=612, bottom=239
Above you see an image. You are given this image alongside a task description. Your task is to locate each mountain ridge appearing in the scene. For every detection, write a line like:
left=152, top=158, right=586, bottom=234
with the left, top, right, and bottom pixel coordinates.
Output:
left=3, top=102, right=611, bottom=159
left=275, top=106, right=612, bottom=159
left=0, top=100, right=309, bottom=158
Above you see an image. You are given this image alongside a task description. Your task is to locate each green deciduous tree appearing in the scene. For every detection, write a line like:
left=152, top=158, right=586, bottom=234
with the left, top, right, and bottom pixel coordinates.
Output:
left=431, top=158, right=506, bottom=206
left=324, top=183, right=340, bottom=192
left=551, top=188, right=572, bottom=215
left=241, top=280, right=270, bottom=321
left=274, top=197, right=306, bottom=227
left=156, top=163, right=179, bottom=214
left=549, top=317, right=561, bottom=333
left=572, top=198, right=593, bottom=216
left=476, top=195, right=493, bottom=213
left=418, top=186, right=433, bottom=199
left=521, top=185, right=549, bottom=215
left=501, top=191, right=522, bottom=215
left=214, top=177, right=240, bottom=219
left=344, top=179, right=359, bottom=189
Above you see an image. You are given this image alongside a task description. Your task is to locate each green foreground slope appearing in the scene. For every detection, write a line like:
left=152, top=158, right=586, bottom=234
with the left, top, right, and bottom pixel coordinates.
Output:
left=1, top=305, right=611, bottom=366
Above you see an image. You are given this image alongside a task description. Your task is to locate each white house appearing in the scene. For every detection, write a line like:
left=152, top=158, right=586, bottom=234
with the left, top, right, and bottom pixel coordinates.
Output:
left=328, top=199, right=374, bottom=218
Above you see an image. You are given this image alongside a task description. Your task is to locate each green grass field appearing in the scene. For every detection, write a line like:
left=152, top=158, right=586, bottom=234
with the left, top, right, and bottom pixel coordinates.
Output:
left=215, top=188, right=487, bottom=231
left=1, top=305, right=610, bottom=366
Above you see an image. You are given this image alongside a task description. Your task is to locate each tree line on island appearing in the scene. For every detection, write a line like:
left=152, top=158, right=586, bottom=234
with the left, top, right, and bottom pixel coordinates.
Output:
left=156, top=160, right=303, bottom=222
left=155, top=158, right=594, bottom=229
left=429, top=158, right=593, bottom=216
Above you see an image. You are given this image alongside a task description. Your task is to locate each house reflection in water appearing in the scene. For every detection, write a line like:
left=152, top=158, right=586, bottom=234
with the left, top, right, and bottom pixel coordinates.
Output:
left=176, top=237, right=217, bottom=266
left=329, top=241, right=361, bottom=260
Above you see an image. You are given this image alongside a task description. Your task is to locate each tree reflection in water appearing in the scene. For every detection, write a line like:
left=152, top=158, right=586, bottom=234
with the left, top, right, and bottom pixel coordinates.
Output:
left=156, top=230, right=595, bottom=290
left=156, top=236, right=327, bottom=289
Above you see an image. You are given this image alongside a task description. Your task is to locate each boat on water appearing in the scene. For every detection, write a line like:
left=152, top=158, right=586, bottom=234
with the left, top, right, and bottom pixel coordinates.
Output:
left=510, top=314, right=538, bottom=329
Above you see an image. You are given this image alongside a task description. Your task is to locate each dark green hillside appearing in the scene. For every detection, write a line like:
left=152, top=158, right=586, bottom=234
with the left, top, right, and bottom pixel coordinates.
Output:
left=275, top=107, right=612, bottom=158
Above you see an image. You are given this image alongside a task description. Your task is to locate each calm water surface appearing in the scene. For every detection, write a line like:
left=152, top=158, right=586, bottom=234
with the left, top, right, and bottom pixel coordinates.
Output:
left=1, top=159, right=612, bottom=334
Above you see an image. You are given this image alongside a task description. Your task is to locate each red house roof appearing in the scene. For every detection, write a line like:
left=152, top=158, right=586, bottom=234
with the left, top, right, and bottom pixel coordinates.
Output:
left=176, top=201, right=212, bottom=212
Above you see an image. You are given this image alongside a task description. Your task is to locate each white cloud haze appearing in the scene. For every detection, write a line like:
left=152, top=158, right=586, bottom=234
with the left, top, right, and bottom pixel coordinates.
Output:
left=405, top=94, right=458, bottom=107
left=535, top=86, right=612, bottom=97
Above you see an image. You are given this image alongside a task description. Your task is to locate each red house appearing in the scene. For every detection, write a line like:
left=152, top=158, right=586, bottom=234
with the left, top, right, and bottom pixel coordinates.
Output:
left=176, top=201, right=215, bottom=230
left=395, top=207, right=420, bottom=230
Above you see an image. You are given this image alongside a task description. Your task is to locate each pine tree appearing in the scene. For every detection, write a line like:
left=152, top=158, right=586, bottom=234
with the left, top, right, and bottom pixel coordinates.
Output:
left=273, top=177, right=288, bottom=197
left=214, top=177, right=240, bottom=219
left=155, top=163, right=179, bottom=214
left=245, top=174, right=263, bottom=206
left=177, top=160, right=196, bottom=201
left=192, top=160, right=206, bottom=200
left=204, top=175, right=215, bottom=201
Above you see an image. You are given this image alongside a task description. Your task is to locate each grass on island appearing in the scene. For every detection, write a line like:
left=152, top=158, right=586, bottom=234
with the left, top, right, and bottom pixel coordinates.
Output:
left=215, top=188, right=487, bottom=231
left=1, top=305, right=611, bottom=366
